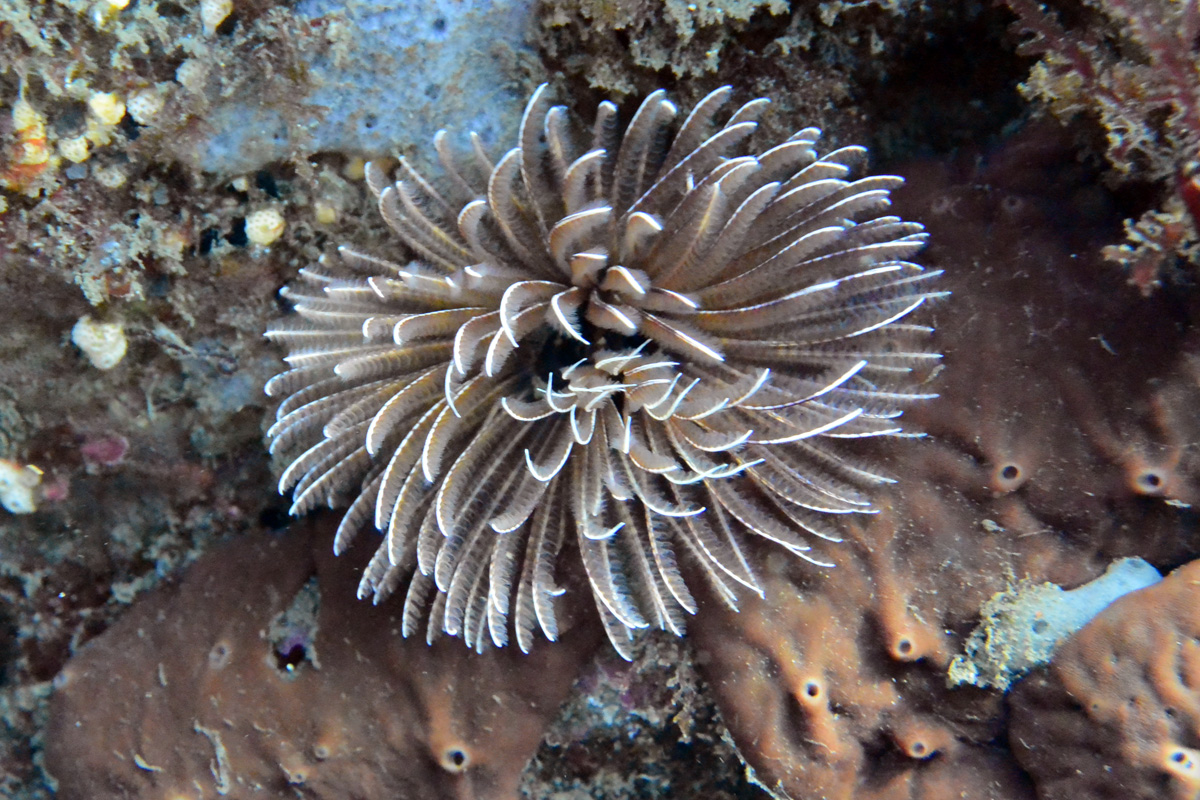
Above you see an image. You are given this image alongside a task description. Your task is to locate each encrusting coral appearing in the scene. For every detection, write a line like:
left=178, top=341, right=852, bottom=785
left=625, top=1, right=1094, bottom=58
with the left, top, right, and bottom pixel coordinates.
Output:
left=265, top=84, right=943, bottom=659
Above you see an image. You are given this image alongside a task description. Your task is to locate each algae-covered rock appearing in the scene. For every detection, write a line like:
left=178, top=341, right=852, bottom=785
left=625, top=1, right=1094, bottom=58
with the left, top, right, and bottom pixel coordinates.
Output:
left=949, top=557, right=1163, bottom=691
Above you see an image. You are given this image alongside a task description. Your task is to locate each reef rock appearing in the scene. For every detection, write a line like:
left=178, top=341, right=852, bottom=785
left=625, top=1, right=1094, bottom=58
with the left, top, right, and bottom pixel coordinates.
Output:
left=45, top=520, right=600, bottom=799
left=191, top=0, right=537, bottom=173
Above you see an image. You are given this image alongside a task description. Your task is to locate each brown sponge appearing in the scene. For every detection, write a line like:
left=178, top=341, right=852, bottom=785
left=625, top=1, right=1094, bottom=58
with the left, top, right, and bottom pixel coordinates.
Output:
left=45, top=520, right=600, bottom=799
left=1009, top=558, right=1200, bottom=800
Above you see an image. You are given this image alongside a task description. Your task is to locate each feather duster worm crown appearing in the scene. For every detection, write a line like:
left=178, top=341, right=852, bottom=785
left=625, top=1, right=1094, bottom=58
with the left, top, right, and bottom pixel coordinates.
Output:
left=265, top=84, right=944, bottom=659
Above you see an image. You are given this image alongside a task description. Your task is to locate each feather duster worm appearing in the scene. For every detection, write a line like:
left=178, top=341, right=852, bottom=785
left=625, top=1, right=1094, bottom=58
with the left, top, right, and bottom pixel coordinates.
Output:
left=265, top=85, right=944, bottom=658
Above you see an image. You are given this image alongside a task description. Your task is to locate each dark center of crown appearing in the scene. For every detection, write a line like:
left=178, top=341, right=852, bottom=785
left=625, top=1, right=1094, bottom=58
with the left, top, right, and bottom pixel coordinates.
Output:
left=516, top=322, right=650, bottom=404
